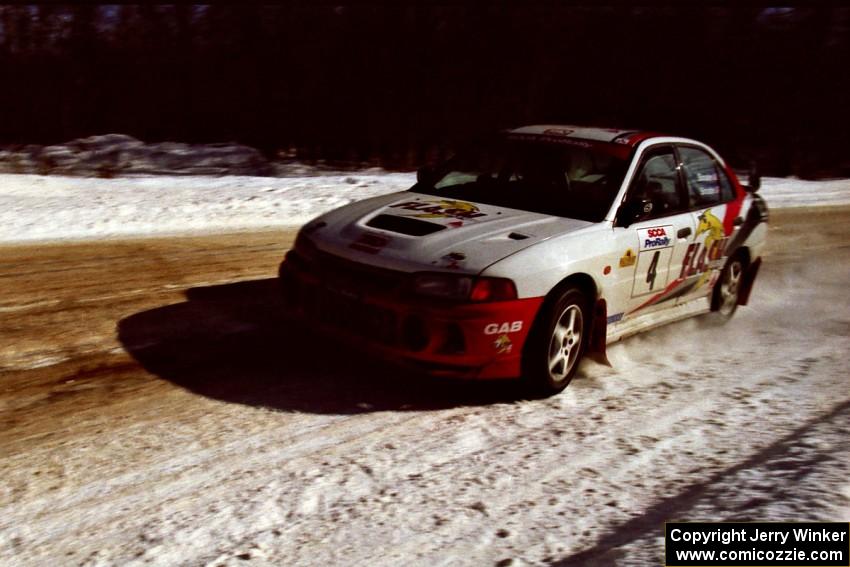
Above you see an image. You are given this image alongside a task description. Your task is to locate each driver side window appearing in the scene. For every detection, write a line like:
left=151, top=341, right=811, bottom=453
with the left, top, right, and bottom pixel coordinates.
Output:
left=627, top=146, right=687, bottom=219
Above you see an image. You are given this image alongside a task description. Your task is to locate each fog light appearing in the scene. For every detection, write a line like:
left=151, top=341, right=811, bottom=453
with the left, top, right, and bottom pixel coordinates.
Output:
left=438, top=323, right=466, bottom=354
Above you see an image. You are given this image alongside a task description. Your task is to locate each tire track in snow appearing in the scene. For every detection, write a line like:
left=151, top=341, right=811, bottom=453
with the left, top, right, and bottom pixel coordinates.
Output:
left=553, top=399, right=850, bottom=566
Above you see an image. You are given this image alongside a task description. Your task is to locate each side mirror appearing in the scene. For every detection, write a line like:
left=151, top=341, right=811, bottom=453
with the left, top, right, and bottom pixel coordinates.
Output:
left=618, top=199, right=653, bottom=228
left=747, top=162, right=761, bottom=192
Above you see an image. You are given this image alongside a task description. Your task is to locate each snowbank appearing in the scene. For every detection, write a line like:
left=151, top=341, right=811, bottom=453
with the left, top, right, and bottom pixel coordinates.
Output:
left=0, top=173, right=847, bottom=244
left=0, top=134, right=273, bottom=177
left=0, top=172, right=415, bottom=243
left=758, top=177, right=850, bottom=208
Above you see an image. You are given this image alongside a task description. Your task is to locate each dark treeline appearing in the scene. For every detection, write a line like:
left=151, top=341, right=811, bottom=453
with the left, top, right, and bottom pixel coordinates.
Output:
left=0, top=5, right=848, bottom=176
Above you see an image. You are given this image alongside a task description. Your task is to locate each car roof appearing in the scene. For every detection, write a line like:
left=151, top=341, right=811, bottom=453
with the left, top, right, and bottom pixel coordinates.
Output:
left=506, top=124, right=663, bottom=148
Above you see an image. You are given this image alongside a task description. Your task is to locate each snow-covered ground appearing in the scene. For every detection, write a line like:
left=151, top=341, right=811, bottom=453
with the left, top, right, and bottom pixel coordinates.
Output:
left=1, top=173, right=849, bottom=243
left=0, top=172, right=415, bottom=243
left=0, top=169, right=848, bottom=565
left=0, top=214, right=847, bottom=566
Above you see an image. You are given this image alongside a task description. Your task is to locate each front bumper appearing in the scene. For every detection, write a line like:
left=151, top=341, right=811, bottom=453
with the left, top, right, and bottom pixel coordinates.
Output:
left=279, top=254, right=543, bottom=379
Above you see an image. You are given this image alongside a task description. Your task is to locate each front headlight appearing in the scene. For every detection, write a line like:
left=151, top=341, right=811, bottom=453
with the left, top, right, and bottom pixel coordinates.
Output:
left=412, top=273, right=474, bottom=300
left=411, top=273, right=517, bottom=302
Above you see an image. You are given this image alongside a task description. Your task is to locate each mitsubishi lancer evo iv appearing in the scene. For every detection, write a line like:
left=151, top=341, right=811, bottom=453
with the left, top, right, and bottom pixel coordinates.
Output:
left=278, top=125, right=768, bottom=395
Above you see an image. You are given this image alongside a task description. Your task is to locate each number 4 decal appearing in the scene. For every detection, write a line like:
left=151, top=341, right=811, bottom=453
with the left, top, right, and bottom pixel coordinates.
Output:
left=646, top=250, right=660, bottom=290
left=632, top=247, right=674, bottom=297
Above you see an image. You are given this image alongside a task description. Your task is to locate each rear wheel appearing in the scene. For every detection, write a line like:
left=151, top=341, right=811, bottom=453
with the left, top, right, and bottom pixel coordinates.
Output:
left=712, top=253, right=745, bottom=320
left=523, top=287, right=589, bottom=396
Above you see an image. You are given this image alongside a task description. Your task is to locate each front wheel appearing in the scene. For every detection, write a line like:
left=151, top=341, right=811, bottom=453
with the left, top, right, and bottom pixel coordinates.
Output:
left=522, top=287, right=589, bottom=396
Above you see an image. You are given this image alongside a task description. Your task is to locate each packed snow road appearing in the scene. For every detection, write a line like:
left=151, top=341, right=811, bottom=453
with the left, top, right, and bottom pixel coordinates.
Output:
left=1, top=207, right=848, bottom=566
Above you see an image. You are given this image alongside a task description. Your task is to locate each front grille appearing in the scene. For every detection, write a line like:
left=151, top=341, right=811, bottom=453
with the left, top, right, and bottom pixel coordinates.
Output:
left=300, top=284, right=398, bottom=345
left=291, top=244, right=409, bottom=297
left=286, top=246, right=408, bottom=345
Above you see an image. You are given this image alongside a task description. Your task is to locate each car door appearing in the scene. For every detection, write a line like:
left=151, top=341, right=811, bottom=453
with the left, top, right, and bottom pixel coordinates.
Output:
left=673, top=144, right=740, bottom=304
left=610, top=145, right=696, bottom=320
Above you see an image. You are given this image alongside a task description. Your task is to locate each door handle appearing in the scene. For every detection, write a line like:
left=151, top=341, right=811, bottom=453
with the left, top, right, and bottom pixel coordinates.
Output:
left=677, top=227, right=692, bottom=239
left=733, top=216, right=744, bottom=226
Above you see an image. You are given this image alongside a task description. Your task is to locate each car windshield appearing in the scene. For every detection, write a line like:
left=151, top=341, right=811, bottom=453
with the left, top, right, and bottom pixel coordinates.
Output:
left=412, top=136, right=629, bottom=222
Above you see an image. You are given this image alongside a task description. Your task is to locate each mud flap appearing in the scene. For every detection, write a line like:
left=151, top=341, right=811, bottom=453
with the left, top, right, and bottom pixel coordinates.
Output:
left=586, top=299, right=611, bottom=366
left=737, top=257, right=762, bottom=306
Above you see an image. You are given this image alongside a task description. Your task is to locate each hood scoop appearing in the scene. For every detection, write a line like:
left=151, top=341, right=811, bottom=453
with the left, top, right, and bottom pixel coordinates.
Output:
left=366, top=214, right=446, bottom=236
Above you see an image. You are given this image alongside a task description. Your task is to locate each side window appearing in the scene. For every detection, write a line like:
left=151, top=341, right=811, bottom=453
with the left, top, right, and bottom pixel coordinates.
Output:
left=627, top=147, right=686, bottom=219
left=717, top=165, right=737, bottom=202
left=680, top=146, right=728, bottom=208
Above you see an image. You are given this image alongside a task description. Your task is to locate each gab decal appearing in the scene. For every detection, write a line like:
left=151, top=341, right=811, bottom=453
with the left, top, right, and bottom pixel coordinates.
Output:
left=484, top=321, right=523, bottom=335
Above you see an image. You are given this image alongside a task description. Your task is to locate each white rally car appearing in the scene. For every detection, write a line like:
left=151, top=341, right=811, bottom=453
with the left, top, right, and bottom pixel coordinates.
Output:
left=279, top=125, right=768, bottom=395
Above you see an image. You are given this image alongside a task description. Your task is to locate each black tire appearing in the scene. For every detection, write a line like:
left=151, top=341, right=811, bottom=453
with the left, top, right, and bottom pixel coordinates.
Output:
left=522, top=287, right=589, bottom=396
left=711, top=253, right=746, bottom=321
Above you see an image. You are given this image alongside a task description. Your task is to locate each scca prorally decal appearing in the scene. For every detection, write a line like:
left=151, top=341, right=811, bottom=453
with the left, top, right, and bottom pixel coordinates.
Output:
left=493, top=334, right=513, bottom=354
left=638, top=226, right=673, bottom=251
left=389, top=200, right=487, bottom=220
left=484, top=321, right=523, bottom=335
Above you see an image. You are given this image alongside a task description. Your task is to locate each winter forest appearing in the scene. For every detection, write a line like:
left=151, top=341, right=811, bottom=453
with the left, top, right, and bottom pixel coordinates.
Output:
left=0, top=5, right=848, bottom=176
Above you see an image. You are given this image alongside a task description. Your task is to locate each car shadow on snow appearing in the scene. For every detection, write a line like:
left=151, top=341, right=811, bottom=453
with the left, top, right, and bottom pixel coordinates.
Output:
left=117, top=278, right=531, bottom=414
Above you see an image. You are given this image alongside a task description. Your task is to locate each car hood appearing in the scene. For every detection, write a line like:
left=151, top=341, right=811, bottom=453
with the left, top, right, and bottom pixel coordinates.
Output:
left=300, top=191, right=594, bottom=274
